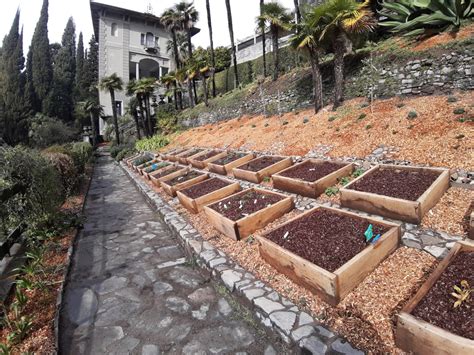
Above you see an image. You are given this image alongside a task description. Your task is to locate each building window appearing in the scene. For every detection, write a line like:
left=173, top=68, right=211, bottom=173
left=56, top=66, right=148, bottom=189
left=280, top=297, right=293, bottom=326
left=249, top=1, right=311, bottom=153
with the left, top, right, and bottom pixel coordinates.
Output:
left=155, top=36, right=159, bottom=46
left=140, top=33, right=145, bottom=45
left=111, top=23, right=118, bottom=37
left=146, top=32, right=155, bottom=48
left=161, top=67, right=168, bottom=76
left=115, top=101, right=122, bottom=116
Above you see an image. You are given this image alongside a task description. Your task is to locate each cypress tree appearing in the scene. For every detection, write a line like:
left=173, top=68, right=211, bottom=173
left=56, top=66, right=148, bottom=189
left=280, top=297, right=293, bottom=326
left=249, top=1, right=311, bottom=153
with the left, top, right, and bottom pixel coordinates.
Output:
left=46, top=17, right=76, bottom=121
left=30, top=0, right=53, bottom=113
left=82, top=35, right=99, bottom=101
left=75, top=32, right=86, bottom=101
left=0, top=11, right=29, bottom=145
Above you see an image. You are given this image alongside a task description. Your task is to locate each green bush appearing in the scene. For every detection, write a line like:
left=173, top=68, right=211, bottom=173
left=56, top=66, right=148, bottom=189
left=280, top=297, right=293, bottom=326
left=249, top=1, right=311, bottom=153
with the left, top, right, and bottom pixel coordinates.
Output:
left=71, top=142, right=93, bottom=172
left=156, top=104, right=180, bottom=134
left=0, top=146, right=64, bottom=231
left=42, top=152, right=78, bottom=197
left=28, top=114, right=77, bottom=148
left=116, top=148, right=135, bottom=162
left=135, top=135, right=170, bottom=152
left=110, top=143, right=136, bottom=161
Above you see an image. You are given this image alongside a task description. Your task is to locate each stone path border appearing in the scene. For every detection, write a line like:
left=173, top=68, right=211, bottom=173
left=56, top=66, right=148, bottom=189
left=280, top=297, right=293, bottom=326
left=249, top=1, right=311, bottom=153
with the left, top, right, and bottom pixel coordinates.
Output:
left=121, top=162, right=363, bottom=354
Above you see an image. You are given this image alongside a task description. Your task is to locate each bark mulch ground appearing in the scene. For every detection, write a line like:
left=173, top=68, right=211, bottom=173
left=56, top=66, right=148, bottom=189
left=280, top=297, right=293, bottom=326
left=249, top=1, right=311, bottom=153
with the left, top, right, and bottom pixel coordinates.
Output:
left=166, top=170, right=204, bottom=186
left=180, top=148, right=205, bottom=158
left=349, top=167, right=440, bottom=201
left=279, top=161, right=346, bottom=182
left=152, top=166, right=183, bottom=178
left=266, top=209, right=387, bottom=272
left=213, top=152, right=247, bottom=165
left=237, top=156, right=284, bottom=172
left=180, top=177, right=231, bottom=199
left=412, top=251, right=473, bottom=340
left=194, top=150, right=221, bottom=161
left=209, top=190, right=283, bottom=221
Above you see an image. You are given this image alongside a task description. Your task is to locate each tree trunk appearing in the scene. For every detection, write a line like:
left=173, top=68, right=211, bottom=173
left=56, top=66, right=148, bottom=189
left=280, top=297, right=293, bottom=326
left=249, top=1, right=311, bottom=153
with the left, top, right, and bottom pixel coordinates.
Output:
left=145, top=94, right=153, bottom=135
left=187, top=80, right=194, bottom=108
left=173, top=86, right=178, bottom=110
left=138, top=95, right=149, bottom=137
left=109, top=89, right=120, bottom=145
left=202, top=75, right=209, bottom=107
left=206, top=0, right=217, bottom=97
left=89, top=112, right=97, bottom=147
left=260, top=0, right=267, bottom=77
left=171, top=29, right=181, bottom=69
left=310, top=51, right=323, bottom=113
left=333, top=33, right=346, bottom=110
left=294, top=0, right=301, bottom=25
left=186, top=28, right=195, bottom=107
left=225, top=0, right=239, bottom=88
left=272, top=27, right=279, bottom=81
left=193, top=79, right=198, bottom=105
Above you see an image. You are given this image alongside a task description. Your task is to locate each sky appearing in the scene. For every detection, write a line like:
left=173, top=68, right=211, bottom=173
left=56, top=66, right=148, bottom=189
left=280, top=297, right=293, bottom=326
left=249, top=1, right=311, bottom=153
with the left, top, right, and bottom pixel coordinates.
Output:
left=0, top=0, right=297, bottom=52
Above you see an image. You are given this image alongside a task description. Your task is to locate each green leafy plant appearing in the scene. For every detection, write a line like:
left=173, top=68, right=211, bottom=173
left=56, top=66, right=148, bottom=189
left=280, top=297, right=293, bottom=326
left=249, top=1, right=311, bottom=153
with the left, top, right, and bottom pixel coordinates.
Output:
left=453, top=108, right=466, bottom=114
left=352, top=168, right=365, bottom=178
left=339, top=177, right=351, bottom=186
left=0, top=342, right=12, bottom=355
left=7, top=316, right=33, bottom=345
left=328, top=116, right=337, bottom=122
left=365, top=124, right=373, bottom=130
left=325, top=186, right=339, bottom=196
left=451, top=280, right=472, bottom=308
left=407, top=111, right=418, bottom=119
left=379, top=0, right=474, bottom=37
left=135, top=135, right=170, bottom=152
left=251, top=124, right=257, bottom=128
left=262, top=177, right=271, bottom=183
left=357, top=113, right=367, bottom=120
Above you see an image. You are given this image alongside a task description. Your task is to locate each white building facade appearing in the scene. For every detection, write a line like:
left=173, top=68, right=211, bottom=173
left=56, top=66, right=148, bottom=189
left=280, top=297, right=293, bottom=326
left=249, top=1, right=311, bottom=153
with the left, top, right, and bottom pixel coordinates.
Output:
left=90, top=1, right=176, bottom=135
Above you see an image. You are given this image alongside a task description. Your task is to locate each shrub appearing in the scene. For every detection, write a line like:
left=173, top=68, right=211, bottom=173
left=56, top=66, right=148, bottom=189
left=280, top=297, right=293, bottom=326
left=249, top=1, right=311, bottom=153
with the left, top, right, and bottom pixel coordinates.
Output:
left=328, top=116, right=337, bottom=122
left=110, top=143, right=135, bottom=161
left=453, top=108, right=466, bottom=115
left=0, top=146, right=63, bottom=230
left=357, top=113, right=367, bottom=120
left=366, top=124, right=373, bottom=129
left=407, top=111, right=418, bottom=119
left=42, top=152, right=78, bottom=197
left=116, top=148, right=135, bottom=162
left=28, top=114, right=77, bottom=148
left=70, top=142, right=93, bottom=172
left=135, top=135, right=170, bottom=152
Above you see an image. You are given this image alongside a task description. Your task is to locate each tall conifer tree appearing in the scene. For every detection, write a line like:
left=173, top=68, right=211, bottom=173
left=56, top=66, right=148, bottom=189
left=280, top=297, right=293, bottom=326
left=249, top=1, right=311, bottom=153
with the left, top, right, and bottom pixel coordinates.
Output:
left=75, top=32, right=85, bottom=101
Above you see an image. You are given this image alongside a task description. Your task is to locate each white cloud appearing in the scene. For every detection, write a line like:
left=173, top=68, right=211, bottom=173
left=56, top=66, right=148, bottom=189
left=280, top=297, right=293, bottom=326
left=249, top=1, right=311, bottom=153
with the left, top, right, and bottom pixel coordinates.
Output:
left=0, top=0, right=296, bottom=52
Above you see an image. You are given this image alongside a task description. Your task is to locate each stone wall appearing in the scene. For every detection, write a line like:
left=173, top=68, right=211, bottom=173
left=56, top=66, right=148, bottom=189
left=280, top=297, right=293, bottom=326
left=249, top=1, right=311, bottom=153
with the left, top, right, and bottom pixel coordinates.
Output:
left=179, top=47, right=473, bottom=128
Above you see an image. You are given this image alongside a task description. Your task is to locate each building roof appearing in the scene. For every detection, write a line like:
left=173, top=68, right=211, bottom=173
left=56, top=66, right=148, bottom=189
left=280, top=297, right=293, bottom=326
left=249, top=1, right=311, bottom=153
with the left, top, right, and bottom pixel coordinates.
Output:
left=90, top=1, right=200, bottom=41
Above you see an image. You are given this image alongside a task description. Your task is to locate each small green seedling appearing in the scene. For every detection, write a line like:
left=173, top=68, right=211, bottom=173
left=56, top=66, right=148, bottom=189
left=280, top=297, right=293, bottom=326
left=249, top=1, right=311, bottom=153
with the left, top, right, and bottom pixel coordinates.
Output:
left=357, top=113, right=366, bottom=121
left=262, top=176, right=271, bottom=183
left=453, top=108, right=466, bottom=115
left=451, top=280, right=472, bottom=308
left=246, top=236, right=255, bottom=244
left=339, top=177, right=351, bottom=186
left=365, top=124, right=372, bottom=130
left=251, top=124, right=256, bottom=128
left=352, top=168, right=365, bottom=178
left=325, top=186, right=339, bottom=196
left=407, top=111, right=418, bottom=119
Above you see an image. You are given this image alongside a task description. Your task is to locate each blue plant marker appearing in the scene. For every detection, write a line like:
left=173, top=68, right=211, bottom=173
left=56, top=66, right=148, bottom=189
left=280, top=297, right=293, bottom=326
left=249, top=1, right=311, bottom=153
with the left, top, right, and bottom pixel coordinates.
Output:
left=151, top=163, right=158, bottom=170
left=364, top=224, right=373, bottom=242
left=371, top=234, right=381, bottom=244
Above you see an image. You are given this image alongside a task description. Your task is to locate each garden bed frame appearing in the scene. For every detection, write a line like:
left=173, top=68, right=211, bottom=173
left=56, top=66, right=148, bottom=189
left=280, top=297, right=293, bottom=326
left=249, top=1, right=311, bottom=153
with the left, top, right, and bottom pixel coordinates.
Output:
left=160, top=171, right=209, bottom=197
left=203, top=188, right=294, bottom=240
left=161, top=148, right=186, bottom=161
left=143, top=162, right=171, bottom=180
left=395, top=239, right=474, bottom=354
left=125, top=154, right=142, bottom=168
left=188, top=150, right=227, bottom=170
left=176, top=178, right=241, bottom=214
left=340, top=164, right=450, bottom=224
left=256, top=206, right=401, bottom=305
left=208, top=152, right=255, bottom=175
left=149, top=165, right=189, bottom=188
left=137, top=159, right=160, bottom=175
left=469, top=211, right=474, bottom=240
left=232, top=156, right=293, bottom=183
left=273, top=159, right=354, bottom=198
left=177, top=149, right=207, bottom=165
left=168, top=148, right=195, bottom=163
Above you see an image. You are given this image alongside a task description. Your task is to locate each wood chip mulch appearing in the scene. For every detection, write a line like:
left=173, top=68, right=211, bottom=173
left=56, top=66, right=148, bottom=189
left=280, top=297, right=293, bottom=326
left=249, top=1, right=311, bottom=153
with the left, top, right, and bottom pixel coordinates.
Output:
left=143, top=176, right=438, bottom=353
left=421, top=187, right=474, bottom=236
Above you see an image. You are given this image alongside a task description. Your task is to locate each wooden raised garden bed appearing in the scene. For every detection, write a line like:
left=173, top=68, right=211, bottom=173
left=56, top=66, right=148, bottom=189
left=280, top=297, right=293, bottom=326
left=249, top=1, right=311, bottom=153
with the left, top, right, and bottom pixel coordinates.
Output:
left=149, top=165, right=189, bottom=187
left=208, top=152, right=255, bottom=175
left=162, top=148, right=187, bottom=161
left=167, top=148, right=194, bottom=162
left=176, top=177, right=241, bottom=214
left=137, top=159, right=161, bottom=175
left=232, top=156, right=293, bottom=183
left=470, top=210, right=474, bottom=240
left=177, top=148, right=207, bottom=165
left=273, top=159, right=354, bottom=198
left=125, top=153, right=141, bottom=167
left=143, top=162, right=171, bottom=180
left=395, top=240, right=474, bottom=354
left=340, top=164, right=450, bottom=224
left=131, top=156, right=154, bottom=171
left=160, top=170, right=209, bottom=197
left=256, top=206, right=400, bottom=305
left=203, top=188, right=294, bottom=240
left=188, top=150, right=227, bottom=169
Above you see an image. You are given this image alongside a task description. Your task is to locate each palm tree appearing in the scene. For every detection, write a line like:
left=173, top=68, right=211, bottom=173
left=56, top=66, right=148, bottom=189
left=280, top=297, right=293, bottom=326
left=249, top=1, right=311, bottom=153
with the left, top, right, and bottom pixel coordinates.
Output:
left=161, top=9, right=183, bottom=69
left=126, top=79, right=149, bottom=137
left=318, top=0, right=375, bottom=109
left=161, top=73, right=179, bottom=110
left=259, top=0, right=267, bottom=77
left=294, top=0, right=301, bottom=24
left=135, top=78, right=157, bottom=135
left=225, top=0, right=239, bottom=87
left=259, top=2, right=292, bottom=81
left=166, top=32, right=189, bottom=65
left=174, top=1, right=199, bottom=106
left=80, top=99, right=103, bottom=146
left=290, top=7, right=325, bottom=113
left=125, top=97, right=142, bottom=140
left=99, top=73, right=123, bottom=145
left=205, top=0, right=217, bottom=97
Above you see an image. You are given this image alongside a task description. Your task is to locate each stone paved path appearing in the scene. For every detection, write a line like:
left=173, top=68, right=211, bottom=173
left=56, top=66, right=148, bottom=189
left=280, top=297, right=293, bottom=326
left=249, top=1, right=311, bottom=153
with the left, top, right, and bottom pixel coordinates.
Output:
left=59, top=152, right=292, bottom=354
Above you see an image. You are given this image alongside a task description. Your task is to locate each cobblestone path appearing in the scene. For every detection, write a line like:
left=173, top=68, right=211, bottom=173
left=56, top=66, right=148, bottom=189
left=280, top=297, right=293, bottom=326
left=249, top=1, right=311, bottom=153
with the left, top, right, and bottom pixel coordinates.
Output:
left=59, top=152, right=291, bottom=354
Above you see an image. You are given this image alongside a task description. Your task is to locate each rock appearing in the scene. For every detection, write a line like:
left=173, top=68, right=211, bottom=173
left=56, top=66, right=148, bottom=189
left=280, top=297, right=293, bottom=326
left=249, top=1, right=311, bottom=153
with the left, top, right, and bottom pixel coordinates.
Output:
left=269, top=311, right=296, bottom=334
left=192, top=304, right=210, bottom=320
left=254, top=297, right=285, bottom=315
left=165, top=296, right=191, bottom=314
left=153, top=281, right=173, bottom=295
left=243, top=288, right=266, bottom=301
left=142, top=344, right=160, bottom=355
left=424, top=245, right=447, bottom=259
left=331, top=338, right=364, bottom=354
left=291, top=325, right=314, bottom=341
left=187, top=286, right=216, bottom=304
left=218, top=298, right=232, bottom=316
left=67, top=288, right=98, bottom=326
left=299, top=336, right=328, bottom=354
left=93, top=276, right=128, bottom=295
left=298, top=312, right=314, bottom=326
left=264, top=345, right=277, bottom=355
left=221, top=269, right=242, bottom=291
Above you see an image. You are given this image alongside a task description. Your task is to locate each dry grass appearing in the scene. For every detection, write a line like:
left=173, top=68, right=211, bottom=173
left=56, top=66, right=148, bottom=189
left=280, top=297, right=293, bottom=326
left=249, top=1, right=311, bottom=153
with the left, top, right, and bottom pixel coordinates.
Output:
left=167, top=92, right=473, bottom=170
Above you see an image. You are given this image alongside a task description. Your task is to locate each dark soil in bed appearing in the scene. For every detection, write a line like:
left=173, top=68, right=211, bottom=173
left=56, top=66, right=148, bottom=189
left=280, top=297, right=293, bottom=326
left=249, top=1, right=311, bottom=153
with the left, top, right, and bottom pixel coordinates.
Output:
left=213, top=152, right=247, bottom=165
left=279, top=161, right=346, bottom=182
left=237, top=156, right=284, bottom=172
left=152, top=166, right=183, bottom=178
left=209, top=190, right=284, bottom=221
left=195, top=150, right=221, bottom=161
left=166, top=170, right=204, bottom=186
left=412, top=251, right=473, bottom=340
left=266, top=209, right=388, bottom=272
left=348, top=167, right=440, bottom=201
left=181, top=177, right=231, bottom=199
left=180, top=148, right=205, bottom=158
